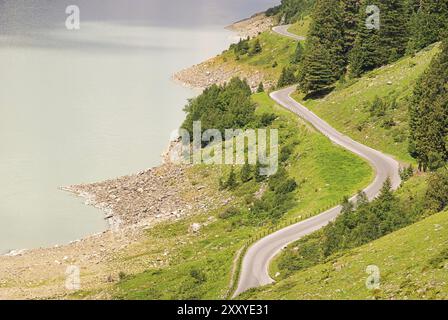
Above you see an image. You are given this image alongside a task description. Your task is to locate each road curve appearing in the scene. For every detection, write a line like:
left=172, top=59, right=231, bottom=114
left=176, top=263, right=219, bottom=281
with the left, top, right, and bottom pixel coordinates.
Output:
left=272, top=25, right=306, bottom=41
left=233, top=26, right=401, bottom=298
left=233, top=86, right=401, bottom=298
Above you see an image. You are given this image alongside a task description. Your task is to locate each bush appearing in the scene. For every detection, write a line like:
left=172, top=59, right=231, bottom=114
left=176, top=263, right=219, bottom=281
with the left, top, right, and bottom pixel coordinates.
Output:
left=249, top=39, right=262, bottom=56
left=219, top=206, right=240, bottom=219
left=280, top=144, right=295, bottom=163
left=275, top=179, right=298, bottom=194
left=259, top=113, right=277, bottom=127
left=425, top=167, right=448, bottom=212
left=277, top=66, right=297, bottom=88
left=399, top=165, right=414, bottom=182
left=240, top=163, right=253, bottom=183
left=182, top=77, right=255, bottom=145
left=190, top=268, right=207, bottom=284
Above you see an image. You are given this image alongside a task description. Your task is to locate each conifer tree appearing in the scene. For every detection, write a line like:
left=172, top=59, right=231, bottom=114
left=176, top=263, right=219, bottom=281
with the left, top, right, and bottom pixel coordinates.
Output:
left=250, top=39, right=262, bottom=56
left=342, top=0, right=361, bottom=56
left=291, top=42, right=304, bottom=64
left=257, top=82, right=265, bottom=93
left=407, top=0, right=448, bottom=52
left=409, top=39, right=448, bottom=171
left=277, top=67, right=298, bottom=88
left=240, top=163, right=253, bottom=183
left=298, top=39, right=335, bottom=93
left=349, top=0, right=409, bottom=77
left=298, top=0, right=345, bottom=93
left=226, top=167, right=238, bottom=189
left=378, top=0, right=409, bottom=62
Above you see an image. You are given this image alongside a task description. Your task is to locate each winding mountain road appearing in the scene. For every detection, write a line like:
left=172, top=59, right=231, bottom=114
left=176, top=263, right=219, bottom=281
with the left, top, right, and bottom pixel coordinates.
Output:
left=272, top=25, right=306, bottom=41
left=232, top=26, right=401, bottom=298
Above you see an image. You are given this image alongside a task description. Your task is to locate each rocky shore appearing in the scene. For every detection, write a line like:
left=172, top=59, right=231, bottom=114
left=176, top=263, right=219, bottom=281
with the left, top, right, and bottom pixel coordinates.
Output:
left=226, top=12, right=275, bottom=39
left=0, top=159, right=224, bottom=299
left=0, top=12, right=260, bottom=300
left=173, top=13, right=276, bottom=92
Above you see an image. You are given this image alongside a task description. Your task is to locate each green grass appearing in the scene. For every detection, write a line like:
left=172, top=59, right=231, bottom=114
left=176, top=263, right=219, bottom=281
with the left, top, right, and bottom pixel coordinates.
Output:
left=268, top=172, right=431, bottom=281
left=110, top=93, right=373, bottom=300
left=292, top=43, right=440, bottom=163
left=243, top=205, right=448, bottom=300
left=288, top=16, right=311, bottom=37
left=212, top=31, right=298, bottom=84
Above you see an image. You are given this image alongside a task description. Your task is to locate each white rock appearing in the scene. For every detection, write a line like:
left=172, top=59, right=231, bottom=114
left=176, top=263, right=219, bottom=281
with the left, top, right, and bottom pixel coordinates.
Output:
left=190, top=223, right=202, bottom=233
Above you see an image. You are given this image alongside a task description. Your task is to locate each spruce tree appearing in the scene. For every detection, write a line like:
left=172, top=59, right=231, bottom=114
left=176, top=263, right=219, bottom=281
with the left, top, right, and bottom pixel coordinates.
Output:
left=342, top=0, right=362, bottom=56
left=299, top=39, right=335, bottom=93
left=407, top=0, right=448, bottom=52
left=250, top=39, right=262, bottom=56
left=257, top=82, right=265, bottom=93
left=349, top=0, right=409, bottom=77
left=240, top=163, right=253, bottom=183
left=378, top=0, right=409, bottom=62
left=291, top=42, right=304, bottom=64
left=277, top=67, right=298, bottom=88
left=409, top=39, right=448, bottom=171
left=298, top=0, right=345, bottom=93
left=226, top=167, right=238, bottom=189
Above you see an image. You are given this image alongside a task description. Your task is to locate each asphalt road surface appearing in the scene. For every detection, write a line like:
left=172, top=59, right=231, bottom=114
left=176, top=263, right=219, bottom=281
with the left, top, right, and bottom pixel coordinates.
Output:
left=233, top=25, right=401, bottom=297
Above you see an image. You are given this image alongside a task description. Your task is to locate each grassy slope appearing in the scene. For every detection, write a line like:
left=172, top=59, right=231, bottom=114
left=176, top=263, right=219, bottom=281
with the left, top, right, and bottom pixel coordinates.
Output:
left=242, top=44, right=445, bottom=300
left=104, top=93, right=372, bottom=300
left=288, top=16, right=311, bottom=37
left=207, top=18, right=311, bottom=86
left=293, top=44, right=440, bottom=163
left=212, top=31, right=297, bottom=83
left=243, top=204, right=448, bottom=300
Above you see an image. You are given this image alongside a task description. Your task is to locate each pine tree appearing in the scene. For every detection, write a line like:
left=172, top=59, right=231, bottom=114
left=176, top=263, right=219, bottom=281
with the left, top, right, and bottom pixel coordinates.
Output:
left=378, top=0, right=409, bottom=63
left=250, top=39, right=262, bottom=56
left=291, top=42, right=304, bottom=64
left=349, top=0, right=409, bottom=77
left=356, top=191, right=369, bottom=207
left=407, top=0, right=448, bottom=52
left=240, top=163, right=253, bottom=183
left=255, top=161, right=266, bottom=182
left=277, top=67, right=297, bottom=88
left=257, top=82, right=265, bottom=93
left=409, top=39, right=448, bottom=171
left=425, top=168, right=448, bottom=212
left=341, top=196, right=355, bottom=214
left=349, top=0, right=382, bottom=77
left=280, top=0, right=317, bottom=23
left=342, top=0, right=361, bottom=56
left=298, top=0, right=345, bottom=93
left=299, top=39, right=335, bottom=93
left=226, top=167, right=238, bottom=189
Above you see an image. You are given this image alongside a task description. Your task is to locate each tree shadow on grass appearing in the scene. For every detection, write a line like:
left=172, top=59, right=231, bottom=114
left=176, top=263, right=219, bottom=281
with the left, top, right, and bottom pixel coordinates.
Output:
left=303, top=87, right=335, bottom=100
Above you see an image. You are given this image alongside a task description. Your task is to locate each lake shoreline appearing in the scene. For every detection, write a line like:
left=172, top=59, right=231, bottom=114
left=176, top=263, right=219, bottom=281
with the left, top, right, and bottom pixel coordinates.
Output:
left=0, top=12, right=260, bottom=299
left=173, top=13, right=275, bottom=92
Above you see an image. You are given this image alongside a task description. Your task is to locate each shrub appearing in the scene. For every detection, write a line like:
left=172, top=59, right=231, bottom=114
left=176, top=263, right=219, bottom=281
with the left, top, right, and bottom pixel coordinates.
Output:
left=219, top=206, right=240, bottom=219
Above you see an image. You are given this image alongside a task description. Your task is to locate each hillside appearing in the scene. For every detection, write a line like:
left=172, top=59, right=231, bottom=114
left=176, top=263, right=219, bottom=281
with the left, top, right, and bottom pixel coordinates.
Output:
left=105, top=92, right=372, bottom=300
left=174, top=16, right=309, bottom=91
left=243, top=208, right=448, bottom=300
left=293, top=43, right=440, bottom=163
